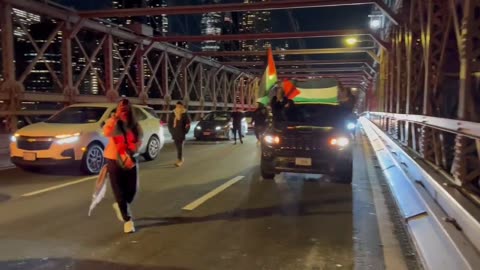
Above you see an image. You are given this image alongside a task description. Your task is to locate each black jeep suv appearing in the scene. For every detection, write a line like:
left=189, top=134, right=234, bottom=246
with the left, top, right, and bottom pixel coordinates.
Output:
left=260, top=103, right=355, bottom=183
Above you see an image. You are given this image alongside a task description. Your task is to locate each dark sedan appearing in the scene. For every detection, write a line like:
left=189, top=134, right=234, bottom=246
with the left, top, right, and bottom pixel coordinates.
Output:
left=194, top=111, right=248, bottom=140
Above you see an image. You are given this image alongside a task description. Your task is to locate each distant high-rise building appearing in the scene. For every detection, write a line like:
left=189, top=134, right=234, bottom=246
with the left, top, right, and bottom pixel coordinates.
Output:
left=111, top=0, right=148, bottom=26
left=277, top=41, right=289, bottom=60
left=200, top=0, right=223, bottom=52
left=148, top=0, right=168, bottom=35
left=22, top=22, right=62, bottom=92
left=221, top=12, right=240, bottom=51
left=240, top=0, right=272, bottom=61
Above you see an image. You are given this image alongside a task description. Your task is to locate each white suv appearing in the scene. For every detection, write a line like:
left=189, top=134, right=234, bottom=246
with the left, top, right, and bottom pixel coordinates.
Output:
left=10, top=103, right=164, bottom=174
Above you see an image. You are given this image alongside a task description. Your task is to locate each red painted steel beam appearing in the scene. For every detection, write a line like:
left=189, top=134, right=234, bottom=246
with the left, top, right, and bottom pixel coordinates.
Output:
left=79, top=0, right=399, bottom=25
left=247, top=67, right=367, bottom=73
left=222, top=59, right=369, bottom=66
left=194, top=48, right=375, bottom=57
left=276, top=73, right=367, bottom=78
left=154, top=29, right=389, bottom=50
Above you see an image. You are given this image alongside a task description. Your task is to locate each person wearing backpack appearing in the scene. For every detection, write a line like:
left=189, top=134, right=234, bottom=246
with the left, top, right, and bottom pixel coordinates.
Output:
left=103, top=98, right=143, bottom=234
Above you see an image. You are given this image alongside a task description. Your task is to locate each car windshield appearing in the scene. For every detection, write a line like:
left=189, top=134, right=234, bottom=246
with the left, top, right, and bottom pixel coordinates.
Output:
left=45, top=107, right=107, bottom=124
left=203, top=112, right=231, bottom=121
left=283, top=104, right=352, bottom=127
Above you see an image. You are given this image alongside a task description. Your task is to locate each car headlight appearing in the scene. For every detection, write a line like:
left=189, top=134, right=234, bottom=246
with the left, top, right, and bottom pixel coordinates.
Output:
left=264, top=135, right=280, bottom=145
left=55, top=133, right=80, bottom=145
left=10, top=134, right=19, bottom=143
left=347, top=122, right=356, bottom=130
left=215, top=126, right=222, bottom=131
left=196, top=126, right=202, bottom=130
left=329, top=136, right=350, bottom=147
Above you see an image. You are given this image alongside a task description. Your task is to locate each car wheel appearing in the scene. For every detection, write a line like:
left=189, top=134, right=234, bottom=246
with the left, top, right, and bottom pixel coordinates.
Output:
left=260, top=158, right=275, bottom=179
left=81, top=143, right=104, bottom=175
left=143, top=135, right=160, bottom=161
left=336, top=160, right=353, bottom=184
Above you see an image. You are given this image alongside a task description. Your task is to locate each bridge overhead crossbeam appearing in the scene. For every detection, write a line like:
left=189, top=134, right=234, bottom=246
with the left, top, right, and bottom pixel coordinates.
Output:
left=154, top=30, right=389, bottom=50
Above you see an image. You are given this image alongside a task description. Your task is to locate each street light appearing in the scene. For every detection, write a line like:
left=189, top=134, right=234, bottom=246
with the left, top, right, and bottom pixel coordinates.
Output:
left=370, top=19, right=381, bottom=29
left=345, top=37, right=358, bottom=46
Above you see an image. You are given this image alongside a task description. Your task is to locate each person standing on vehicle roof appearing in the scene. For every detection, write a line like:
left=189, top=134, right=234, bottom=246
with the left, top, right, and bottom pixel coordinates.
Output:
left=251, top=102, right=268, bottom=142
left=103, top=98, right=143, bottom=234
left=231, top=108, right=244, bottom=144
left=270, top=85, right=295, bottom=125
left=168, top=101, right=191, bottom=167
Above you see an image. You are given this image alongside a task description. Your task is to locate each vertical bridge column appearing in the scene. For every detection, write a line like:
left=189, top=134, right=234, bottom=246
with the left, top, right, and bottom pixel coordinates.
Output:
left=0, top=2, right=23, bottom=132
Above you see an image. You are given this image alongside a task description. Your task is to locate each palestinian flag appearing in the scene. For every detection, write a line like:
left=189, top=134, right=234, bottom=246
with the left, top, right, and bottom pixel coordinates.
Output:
left=282, top=79, right=300, bottom=100
left=291, top=78, right=340, bottom=104
left=257, top=47, right=277, bottom=105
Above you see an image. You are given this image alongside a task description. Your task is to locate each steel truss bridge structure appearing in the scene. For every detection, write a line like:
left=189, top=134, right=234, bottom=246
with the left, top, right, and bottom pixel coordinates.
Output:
left=1, top=0, right=480, bottom=262
left=0, top=0, right=479, bottom=189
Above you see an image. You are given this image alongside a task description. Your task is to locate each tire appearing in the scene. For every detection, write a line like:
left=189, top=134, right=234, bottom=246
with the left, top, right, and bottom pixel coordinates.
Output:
left=260, top=158, right=275, bottom=179
left=143, top=135, right=160, bottom=161
left=336, top=160, right=353, bottom=184
left=81, top=143, right=105, bottom=175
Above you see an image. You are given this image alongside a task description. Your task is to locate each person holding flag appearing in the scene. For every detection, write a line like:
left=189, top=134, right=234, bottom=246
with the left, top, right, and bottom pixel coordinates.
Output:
left=270, top=82, right=296, bottom=125
left=103, top=98, right=143, bottom=234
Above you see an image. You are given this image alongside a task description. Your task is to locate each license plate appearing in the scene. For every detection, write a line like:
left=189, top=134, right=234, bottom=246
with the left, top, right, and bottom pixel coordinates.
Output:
left=295, top=158, right=312, bottom=166
left=23, top=152, right=37, bottom=161
left=203, top=132, right=211, bottom=136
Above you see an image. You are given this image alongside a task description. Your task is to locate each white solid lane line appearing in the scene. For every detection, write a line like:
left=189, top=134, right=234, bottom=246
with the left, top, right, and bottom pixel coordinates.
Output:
left=182, top=176, right=245, bottom=211
left=21, top=175, right=98, bottom=197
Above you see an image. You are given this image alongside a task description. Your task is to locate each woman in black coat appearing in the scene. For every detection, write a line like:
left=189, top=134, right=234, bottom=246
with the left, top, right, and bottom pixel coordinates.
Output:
left=168, top=101, right=191, bottom=167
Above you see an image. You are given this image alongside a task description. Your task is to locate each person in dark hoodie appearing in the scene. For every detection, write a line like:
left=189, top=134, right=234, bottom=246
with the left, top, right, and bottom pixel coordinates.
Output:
left=251, top=102, right=268, bottom=142
left=231, top=108, right=244, bottom=144
left=271, top=86, right=295, bottom=126
left=168, top=101, right=191, bottom=167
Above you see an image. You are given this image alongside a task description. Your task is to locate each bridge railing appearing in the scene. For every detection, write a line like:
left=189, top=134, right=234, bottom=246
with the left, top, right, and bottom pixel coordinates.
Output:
left=0, top=0, right=257, bottom=131
left=367, top=112, right=480, bottom=197
left=361, top=116, right=480, bottom=270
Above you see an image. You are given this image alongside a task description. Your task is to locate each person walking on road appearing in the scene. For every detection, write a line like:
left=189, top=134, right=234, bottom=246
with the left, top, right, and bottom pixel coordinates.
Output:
left=168, top=101, right=191, bottom=167
left=103, top=98, right=143, bottom=234
left=231, top=108, right=244, bottom=144
left=251, top=102, right=268, bottom=143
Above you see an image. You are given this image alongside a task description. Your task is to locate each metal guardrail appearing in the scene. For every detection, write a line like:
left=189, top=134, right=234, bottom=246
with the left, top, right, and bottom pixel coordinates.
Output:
left=368, top=112, right=480, bottom=139
left=366, top=112, right=480, bottom=195
left=360, top=117, right=480, bottom=270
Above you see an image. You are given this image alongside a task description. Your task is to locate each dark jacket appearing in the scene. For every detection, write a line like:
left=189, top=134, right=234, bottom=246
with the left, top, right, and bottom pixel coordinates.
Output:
left=271, top=96, right=295, bottom=122
left=231, top=111, right=244, bottom=129
left=168, top=112, right=191, bottom=141
left=252, top=107, right=268, bottom=127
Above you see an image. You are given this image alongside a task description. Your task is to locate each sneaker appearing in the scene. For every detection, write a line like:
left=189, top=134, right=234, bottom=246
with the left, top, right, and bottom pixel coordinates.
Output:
left=175, top=159, right=184, bottom=167
left=124, top=220, right=135, bottom=234
left=112, top=203, right=123, bottom=223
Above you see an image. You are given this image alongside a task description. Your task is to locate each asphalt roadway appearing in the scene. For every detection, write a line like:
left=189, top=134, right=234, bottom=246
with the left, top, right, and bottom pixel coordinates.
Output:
left=0, top=131, right=420, bottom=270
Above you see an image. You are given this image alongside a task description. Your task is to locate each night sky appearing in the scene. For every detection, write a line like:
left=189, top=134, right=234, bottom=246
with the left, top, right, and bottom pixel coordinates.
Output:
left=54, top=0, right=372, bottom=53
